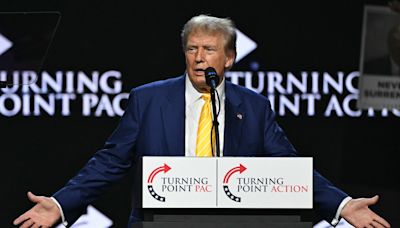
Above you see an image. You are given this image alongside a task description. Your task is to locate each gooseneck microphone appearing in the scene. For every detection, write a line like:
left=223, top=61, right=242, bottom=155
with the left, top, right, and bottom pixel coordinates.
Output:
left=205, top=67, right=220, bottom=90
left=204, top=67, right=221, bottom=157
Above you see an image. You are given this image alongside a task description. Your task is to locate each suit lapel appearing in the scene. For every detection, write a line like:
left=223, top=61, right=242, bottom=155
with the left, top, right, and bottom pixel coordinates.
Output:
left=224, top=82, right=244, bottom=157
left=160, top=77, right=245, bottom=157
left=161, top=76, right=185, bottom=156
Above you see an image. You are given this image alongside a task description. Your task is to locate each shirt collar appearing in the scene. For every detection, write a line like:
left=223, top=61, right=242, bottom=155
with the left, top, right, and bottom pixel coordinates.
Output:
left=185, top=73, right=225, bottom=104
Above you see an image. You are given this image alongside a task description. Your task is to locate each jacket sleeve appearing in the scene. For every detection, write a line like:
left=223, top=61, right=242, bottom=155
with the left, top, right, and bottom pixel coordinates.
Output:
left=52, top=89, right=141, bottom=226
left=262, top=98, right=348, bottom=223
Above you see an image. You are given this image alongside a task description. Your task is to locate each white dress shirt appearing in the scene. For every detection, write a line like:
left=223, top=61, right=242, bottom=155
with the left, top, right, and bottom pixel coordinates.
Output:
left=184, top=74, right=225, bottom=156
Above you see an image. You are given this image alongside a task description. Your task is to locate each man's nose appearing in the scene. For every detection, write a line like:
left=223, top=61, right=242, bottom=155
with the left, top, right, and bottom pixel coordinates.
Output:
left=195, top=49, right=205, bottom=62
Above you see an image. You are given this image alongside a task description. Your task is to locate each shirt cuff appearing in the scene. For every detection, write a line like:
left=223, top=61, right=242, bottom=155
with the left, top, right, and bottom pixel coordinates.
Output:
left=51, top=196, right=68, bottom=227
left=330, top=196, right=352, bottom=226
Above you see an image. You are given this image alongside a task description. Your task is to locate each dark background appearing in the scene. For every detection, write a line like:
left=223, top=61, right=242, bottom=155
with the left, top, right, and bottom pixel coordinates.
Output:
left=1, top=0, right=399, bottom=227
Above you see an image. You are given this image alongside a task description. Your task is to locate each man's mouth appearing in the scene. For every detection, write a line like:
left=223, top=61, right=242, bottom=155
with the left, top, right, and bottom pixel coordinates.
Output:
left=194, top=68, right=205, bottom=75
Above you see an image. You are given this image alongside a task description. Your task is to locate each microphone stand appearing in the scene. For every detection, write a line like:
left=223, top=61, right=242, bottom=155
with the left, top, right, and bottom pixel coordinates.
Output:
left=209, top=87, right=220, bottom=157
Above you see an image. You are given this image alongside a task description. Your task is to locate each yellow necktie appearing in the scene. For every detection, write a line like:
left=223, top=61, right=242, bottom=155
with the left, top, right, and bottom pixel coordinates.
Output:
left=196, top=94, right=215, bottom=157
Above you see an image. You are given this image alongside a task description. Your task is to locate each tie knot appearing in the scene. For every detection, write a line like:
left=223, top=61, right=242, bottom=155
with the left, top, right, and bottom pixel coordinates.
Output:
left=201, top=94, right=211, bottom=102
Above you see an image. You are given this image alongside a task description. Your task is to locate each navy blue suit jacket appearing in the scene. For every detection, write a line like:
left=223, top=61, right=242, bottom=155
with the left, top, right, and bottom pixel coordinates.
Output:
left=53, top=75, right=348, bottom=226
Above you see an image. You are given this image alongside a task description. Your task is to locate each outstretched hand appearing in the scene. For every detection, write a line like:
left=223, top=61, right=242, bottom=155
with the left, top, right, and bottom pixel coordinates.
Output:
left=341, top=195, right=391, bottom=228
left=13, top=191, right=61, bottom=228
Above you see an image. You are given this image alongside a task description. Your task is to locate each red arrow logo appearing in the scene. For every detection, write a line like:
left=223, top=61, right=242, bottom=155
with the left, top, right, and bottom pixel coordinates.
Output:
left=147, top=163, right=171, bottom=183
left=223, top=164, right=247, bottom=183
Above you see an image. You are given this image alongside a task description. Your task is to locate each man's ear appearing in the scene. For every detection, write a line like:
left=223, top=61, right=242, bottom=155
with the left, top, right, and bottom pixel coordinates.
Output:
left=225, top=51, right=236, bottom=69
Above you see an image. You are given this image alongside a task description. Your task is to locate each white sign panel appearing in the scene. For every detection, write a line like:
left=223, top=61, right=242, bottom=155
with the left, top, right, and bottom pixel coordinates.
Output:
left=143, top=157, right=312, bottom=209
left=142, top=157, right=217, bottom=208
left=217, top=157, right=313, bottom=208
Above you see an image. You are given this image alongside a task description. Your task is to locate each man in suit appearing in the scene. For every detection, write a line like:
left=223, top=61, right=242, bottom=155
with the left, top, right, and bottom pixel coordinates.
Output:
left=14, top=14, right=391, bottom=228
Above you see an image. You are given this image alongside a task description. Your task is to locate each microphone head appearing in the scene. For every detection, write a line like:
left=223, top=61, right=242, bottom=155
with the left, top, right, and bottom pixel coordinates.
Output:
left=205, top=67, right=220, bottom=88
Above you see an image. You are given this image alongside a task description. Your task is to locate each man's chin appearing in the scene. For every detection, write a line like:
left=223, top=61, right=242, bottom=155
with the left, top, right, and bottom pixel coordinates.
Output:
left=193, top=83, right=210, bottom=93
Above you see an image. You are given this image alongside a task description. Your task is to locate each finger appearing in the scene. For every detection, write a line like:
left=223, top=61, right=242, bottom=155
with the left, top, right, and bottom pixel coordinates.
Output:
left=365, top=195, right=379, bottom=206
left=31, top=223, right=41, bottom=228
left=13, top=213, right=30, bottom=225
left=20, top=219, right=34, bottom=228
left=27, top=191, right=41, bottom=204
left=371, top=220, right=385, bottom=228
left=374, top=216, right=391, bottom=228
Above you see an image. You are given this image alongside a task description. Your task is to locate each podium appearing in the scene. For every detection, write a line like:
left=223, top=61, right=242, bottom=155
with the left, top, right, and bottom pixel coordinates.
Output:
left=134, top=157, right=313, bottom=228
left=131, top=208, right=313, bottom=228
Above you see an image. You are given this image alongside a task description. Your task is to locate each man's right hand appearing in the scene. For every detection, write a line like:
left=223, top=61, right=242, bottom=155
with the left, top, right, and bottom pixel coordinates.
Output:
left=13, top=191, right=61, bottom=228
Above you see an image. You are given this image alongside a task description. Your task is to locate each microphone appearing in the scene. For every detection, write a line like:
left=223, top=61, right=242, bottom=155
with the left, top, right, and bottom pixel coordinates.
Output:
left=205, top=67, right=220, bottom=90
left=204, top=66, right=221, bottom=157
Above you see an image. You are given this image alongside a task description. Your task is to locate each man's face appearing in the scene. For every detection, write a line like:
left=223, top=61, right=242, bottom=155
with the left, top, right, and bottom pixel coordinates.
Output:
left=184, top=31, right=235, bottom=92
